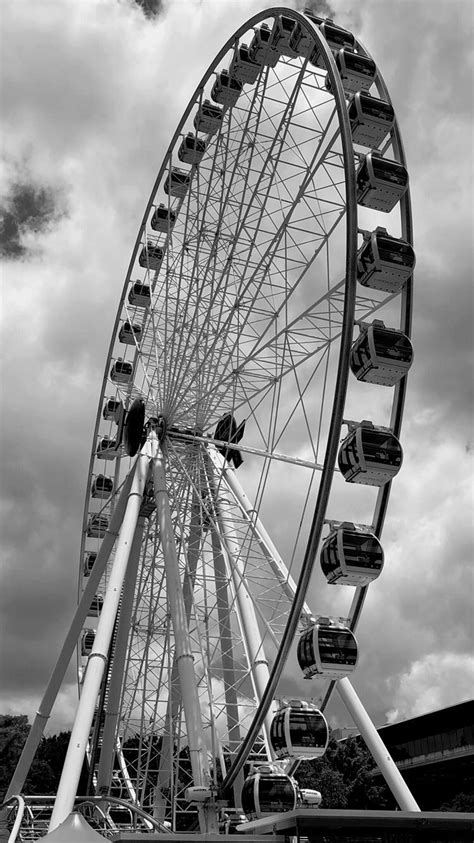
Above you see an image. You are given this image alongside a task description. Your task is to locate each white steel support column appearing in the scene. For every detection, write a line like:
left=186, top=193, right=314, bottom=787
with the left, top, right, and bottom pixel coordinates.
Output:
left=152, top=499, right=202, bottom=822
left=209, top=449, right=313, bottom=621
left=210, top=526, right=245, bottom=808
left=337, top=677, right=420, bottom=811
left=96, top=515, right=147, bottom=795
left=6, top=467, right=138, bottom=801
left=152, top=443, right=218, bottom=834
left=210, top=461, right=275, bottom=758
left=49, top=453, right=150, bottom=831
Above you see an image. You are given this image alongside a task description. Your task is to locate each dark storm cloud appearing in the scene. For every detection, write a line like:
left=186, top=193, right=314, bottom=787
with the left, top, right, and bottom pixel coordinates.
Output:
left=133, top=0, right=164, bottom=18
left=0, top=180, right=66, bottom=259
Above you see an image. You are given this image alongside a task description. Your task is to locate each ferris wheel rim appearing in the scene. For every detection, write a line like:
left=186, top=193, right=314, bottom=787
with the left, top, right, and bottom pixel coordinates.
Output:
left=78, top=5, right=414, bottom=823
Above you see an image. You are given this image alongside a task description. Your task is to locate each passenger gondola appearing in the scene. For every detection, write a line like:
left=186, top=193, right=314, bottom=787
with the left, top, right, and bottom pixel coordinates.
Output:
left=349, top=92, right=395, bottom=149
left=229, top=44, right=261, bottom=84
left=271, top=15, right=299, bottom=57
left=270, top=700, right=329, bottom=760
left=338, top=421, right=403, bottom=486
left=96, top=436, right=117, bottom=460
left=320, top=523, right=384, bottom=585
left=119, top=321, right=142, bottom=345
left=241, top=765, right=298, bottom=820
left=81, top=629, right=95, bottom=656
left=350, top=321, right=413, bottom=386
left=91, top=474, right=113, bottom=499
left=83, top=551, right=97, bottom=577
left=326, top=49, right=376, bottom=95
left=310, top=20, right=355, bottom=67
left=87, top=513, right=109, bottom=538
left=298, top=618, right=358, bottom=678
left=249, top=23, right=280, bottom=67
left=128, top=281, right=150, bottom=308
left=288, top=20, right=315, bottom=58
left=89, top=594, right=104, bottom=617
left=138, top=242, right=163, bottom=271
left=193, top=99, right=223, bottom=134
left=150, top=203, right=176, bottom=232
left=178, top=132, right=206, bottom=165
left=102, top=397, right=122, bottom=421
left=110, top=358, right=133, bottom=384
left=357, top=228, right=415, bottom=293
left=164, top=167, right=191, bottom=198
left=211, top=69, right=243, bottom=107
left=356, top=151, right=409, bottom=212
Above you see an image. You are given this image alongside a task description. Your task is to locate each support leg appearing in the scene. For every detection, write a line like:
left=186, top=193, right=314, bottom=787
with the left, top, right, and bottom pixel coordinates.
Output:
left=337, top=676, right=420, bottom=812
left=49, top=453, right=149, bottom=831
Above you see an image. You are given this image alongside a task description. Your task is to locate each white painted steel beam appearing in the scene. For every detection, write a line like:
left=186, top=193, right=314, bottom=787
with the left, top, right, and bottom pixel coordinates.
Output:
left=49, top=453, right=149, bottom=830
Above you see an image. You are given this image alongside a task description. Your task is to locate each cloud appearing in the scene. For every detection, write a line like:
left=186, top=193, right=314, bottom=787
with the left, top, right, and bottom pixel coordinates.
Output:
left=0, top=0, right=472, bottom=759
left=386, top=652, right=474, bottom=723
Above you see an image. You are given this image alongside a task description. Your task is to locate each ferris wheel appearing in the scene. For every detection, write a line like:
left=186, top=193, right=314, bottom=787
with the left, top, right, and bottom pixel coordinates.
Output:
left=8, top=6, right=416, bottom=837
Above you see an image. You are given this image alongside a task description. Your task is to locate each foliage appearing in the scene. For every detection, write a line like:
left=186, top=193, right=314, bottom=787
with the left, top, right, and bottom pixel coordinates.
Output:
left=297, top=735, right=395, bottom=810
left=441, top=791, right=474, bottom=812
left=0, top=715, right=87, bottom=801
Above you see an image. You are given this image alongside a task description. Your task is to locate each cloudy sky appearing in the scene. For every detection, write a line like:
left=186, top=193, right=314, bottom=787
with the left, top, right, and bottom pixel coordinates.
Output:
left=1, top=0, right=473, bottom=750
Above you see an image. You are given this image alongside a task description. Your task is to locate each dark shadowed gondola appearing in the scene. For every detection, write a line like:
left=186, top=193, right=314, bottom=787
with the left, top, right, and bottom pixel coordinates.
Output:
left=214, top=413, right=245, bottom=468
left=356, top=151, right=409, bottom=212
left=326, top=48, right=376, bottom=94
left=357, top=227, right=415, bottom=293
left=150, top=203, right=176, bottom=232
left=128, top=281, right=150, bottom=308
left=270, top=700, right=329, bottom=760
left=123, top=398, right=146, bottom=457
left=119, top=321, right=142, bottom=345
left=320, top=522, right=384, bottom=585
left=178, top=132, right=207, bottom=165
left=241, top=765, right=297, bottom=820
left=81, top=629, right=95, bottom=657
left=349, top=92, right=395, bottom=149
left=91, top=474, right=113, bottom=499
left=350, top=321, right=413, bottom=386
left=298, top=618, right=358, bottom=678
left=83, top=552, right=97, bottom=577
left=338, top=421, right=403, bottom=485
left=138, top=242, right=163, bottom=271
left=110, top=358, right=133, bottom=384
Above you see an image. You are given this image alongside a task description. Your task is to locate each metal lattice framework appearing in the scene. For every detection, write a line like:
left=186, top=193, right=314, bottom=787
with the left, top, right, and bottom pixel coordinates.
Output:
left=6, top=6, right=415, bottom=837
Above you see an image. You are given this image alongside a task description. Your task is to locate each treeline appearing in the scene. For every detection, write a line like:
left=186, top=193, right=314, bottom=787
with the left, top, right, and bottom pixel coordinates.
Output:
left=1, top=714, right=472, bottom=812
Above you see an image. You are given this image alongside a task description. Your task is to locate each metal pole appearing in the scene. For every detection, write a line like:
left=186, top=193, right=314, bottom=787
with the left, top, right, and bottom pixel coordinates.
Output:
left=49, top=453, right=149, bottom=831
left=152, top=441, right=218, bottom=834
left=337, top=677, right=420, bottom=811
left=96, top=516, right=147, bottom=795
left=6, top=467, right=138, bottom=800
left=210, top=464, right=276, bottom=757
left=209, top=448, right=314, bottom=621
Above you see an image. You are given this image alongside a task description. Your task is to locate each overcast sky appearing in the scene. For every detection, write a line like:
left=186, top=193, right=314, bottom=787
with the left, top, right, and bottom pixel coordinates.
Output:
left=1, top=0, right=473, bottom=744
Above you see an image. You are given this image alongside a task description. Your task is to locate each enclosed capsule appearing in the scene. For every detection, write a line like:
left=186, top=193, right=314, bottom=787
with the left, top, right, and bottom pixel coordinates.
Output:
left=350, top=322, right=413, bottom=386
left=150, top=203, right=176, bottom=232
left=270, top=701, right=329, bottom=760
left=242, top=766, right=297, bottom=820
left=249, top=23, right=280, bottom=67
left=91, top=474, right=113, bottom=499
left=102, top=397, right=122, bottom=422
left=119, top=321, right=142, bottom=345
left=89, top=594, right=104, bottom=617
left=96, top=436, right=117, bottom=460
left=164, top=167, right=191, bottom=198
left=271, top=15, right=299, bottom=57
left=310, top=20, right=355, bottom=68
left=349, top=92, right=395, bottom=149
left=320, top=523, right=384, bottom=586
left=338, top=421, right=403, bottom=486
left=128, top=281, right=151, bottom=308
left=193, top=99, right=223, bottom=134
left=326, top=49, right=376, bottom=95
left=81, top=629, right=95, bottom=656
left=110, top=358, right=133, bottom=384
left=87, top=513, right=109, bottom=538
left=356, top=152, right=409, bottom=212
left=298, top=619, right=358, bottom=678
left=83, top=551, right=97, bottom=577
left=211, top=70, right=243, bottom=108
left=357, top=228, right=415, bottom=293
left=289, top=21, right=315, bottom=58
left=138, top=242, right=163, bottom=271
left=178, top=132, right=206, bottom=165
left=229, top=44, right=261, bottom=85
